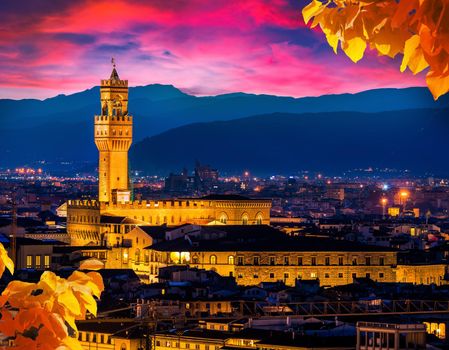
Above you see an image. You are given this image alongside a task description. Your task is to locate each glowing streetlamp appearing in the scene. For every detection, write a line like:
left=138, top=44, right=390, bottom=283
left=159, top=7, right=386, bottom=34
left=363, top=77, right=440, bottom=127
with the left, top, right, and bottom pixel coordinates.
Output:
left=400, top=190, right=409, bottom=212
left=381, top=197, right=388, bottom=219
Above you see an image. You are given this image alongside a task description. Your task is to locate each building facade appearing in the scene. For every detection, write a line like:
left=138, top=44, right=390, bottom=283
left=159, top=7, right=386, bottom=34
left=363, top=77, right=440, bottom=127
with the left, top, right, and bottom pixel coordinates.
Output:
left=66, top=68, right=271, bottom=246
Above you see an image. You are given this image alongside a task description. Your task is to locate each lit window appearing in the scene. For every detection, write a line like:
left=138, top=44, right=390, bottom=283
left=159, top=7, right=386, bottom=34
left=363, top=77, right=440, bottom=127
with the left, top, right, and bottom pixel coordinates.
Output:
left=35, top=255, right=41, bottom=269
left=210, top=255, right=217, bottom=264
left=228, top=255, right=234, bottom=265
left=26, top=255, right=33, bottom=269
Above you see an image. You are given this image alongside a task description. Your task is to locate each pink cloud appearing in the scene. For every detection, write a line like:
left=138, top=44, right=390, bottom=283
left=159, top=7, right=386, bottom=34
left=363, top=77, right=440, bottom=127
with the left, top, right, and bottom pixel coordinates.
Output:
left=0, top=0, right=427, bottom=99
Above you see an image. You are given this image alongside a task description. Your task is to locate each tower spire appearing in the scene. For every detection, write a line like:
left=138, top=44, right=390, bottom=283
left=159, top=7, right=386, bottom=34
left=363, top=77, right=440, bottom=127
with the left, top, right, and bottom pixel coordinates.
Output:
left=110, top=57, right=120, bottom=80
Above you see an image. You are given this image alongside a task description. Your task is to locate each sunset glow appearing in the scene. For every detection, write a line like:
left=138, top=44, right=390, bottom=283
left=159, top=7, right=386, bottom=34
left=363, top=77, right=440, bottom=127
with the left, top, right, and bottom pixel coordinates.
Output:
left=1, top=0, right=426, bottom=99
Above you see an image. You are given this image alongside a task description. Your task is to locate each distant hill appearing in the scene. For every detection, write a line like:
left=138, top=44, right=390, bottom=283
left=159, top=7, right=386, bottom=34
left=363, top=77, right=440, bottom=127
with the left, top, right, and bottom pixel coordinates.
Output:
left=130, top=108, right=449, bottom=176
left=1, top=84, right=449, bottom=170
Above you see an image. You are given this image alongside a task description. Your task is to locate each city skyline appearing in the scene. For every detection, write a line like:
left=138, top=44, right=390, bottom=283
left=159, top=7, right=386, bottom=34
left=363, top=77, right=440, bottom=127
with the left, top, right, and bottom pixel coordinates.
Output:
left=1, top=0, right=427, bottom=100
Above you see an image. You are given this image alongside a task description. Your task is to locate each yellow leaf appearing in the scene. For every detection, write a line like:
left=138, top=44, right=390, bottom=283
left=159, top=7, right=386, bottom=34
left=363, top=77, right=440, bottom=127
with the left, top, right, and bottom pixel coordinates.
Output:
left=59, top=336, right=84, bottom=350
left=343, top=36, right=367, bottom=63
left=0, top=243, right=14, bottom=277
left=401, top=35, right=428, bottom=73
left=427, top=71, right=449, bottom=100
left=302, top=0, right=325, bottom=25
left=79, top=258, right=104, bottom=271
left=58, top=289, right=81, bottom=316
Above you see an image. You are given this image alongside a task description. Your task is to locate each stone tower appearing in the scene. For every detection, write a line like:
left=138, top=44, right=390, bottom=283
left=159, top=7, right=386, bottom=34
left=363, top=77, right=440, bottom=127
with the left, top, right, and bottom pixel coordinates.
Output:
left=94, top=64, right=133, bottom=203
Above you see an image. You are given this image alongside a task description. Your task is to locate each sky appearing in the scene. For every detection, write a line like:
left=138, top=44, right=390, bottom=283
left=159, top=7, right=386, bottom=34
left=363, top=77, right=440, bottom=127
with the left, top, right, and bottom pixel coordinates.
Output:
left=0, top=0, right=427, bottom=100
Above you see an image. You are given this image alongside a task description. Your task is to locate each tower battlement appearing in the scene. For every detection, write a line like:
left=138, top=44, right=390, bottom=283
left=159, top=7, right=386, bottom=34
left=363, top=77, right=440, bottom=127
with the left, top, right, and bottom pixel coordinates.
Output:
left=94, top=115, right=133, bottom=123
left=101, top=79, right=128, bottom=87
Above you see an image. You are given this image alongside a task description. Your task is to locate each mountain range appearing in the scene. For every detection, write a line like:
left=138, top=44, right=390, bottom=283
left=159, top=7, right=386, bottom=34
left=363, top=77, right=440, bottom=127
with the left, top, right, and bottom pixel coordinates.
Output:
left=1, top=85, right=448, bottom=175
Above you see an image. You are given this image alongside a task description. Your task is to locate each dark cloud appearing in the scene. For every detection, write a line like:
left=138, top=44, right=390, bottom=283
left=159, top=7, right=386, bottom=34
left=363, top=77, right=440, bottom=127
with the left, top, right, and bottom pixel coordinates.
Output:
left=53, top=33, right=96, bottom=45
left=95, top=41, right=140, bottom=52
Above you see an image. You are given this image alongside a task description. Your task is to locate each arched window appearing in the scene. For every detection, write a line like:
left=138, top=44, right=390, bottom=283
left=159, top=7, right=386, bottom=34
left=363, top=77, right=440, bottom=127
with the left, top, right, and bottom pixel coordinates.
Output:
left=219, top=213, right=228, bottom=224
left=192, top=256, right=199, bottom=264
left=241, top=213, right=249, bottom=225
left=228, top=255, right=235, bottom=265
left=256, top=213, right=263, bottom=225
left=210, top=255, right=217, bottom=264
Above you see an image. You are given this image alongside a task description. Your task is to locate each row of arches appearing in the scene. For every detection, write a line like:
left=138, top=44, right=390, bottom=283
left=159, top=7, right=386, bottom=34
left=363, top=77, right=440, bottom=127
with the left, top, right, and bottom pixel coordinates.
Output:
left=191, top=255, right=235, bottom=265
left=218, top=212, right=264, bottom=225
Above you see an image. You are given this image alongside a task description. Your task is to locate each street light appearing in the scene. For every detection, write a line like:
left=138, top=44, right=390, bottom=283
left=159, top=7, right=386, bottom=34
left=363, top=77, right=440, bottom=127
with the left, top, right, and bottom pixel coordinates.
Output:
left=400, top=190, right=409, bottom=213
left=381, top=197, right=388, bottom=219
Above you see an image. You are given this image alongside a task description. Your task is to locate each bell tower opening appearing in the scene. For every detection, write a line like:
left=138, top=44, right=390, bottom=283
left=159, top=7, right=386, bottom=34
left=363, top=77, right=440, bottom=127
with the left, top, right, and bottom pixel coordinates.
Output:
left=94, top=59, right=133, bottom=203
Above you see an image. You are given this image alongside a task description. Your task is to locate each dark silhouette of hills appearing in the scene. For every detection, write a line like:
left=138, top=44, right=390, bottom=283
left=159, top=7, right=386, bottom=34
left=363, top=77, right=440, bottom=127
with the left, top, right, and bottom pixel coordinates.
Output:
left=130, top=109, right=449, bottom=175
left=1, top=84, right=448, bottom=172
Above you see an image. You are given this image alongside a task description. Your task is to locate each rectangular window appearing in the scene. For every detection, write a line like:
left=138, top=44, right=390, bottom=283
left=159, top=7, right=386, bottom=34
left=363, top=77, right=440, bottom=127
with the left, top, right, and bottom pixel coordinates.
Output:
left=284, top=272, right=289, bottom=280
left=379, top=272, right=384, bottom=278
left=253, top=273, right=259, bottom=279
left=379, top=257, right=385, bottom=266
left=253, top=256, right=260, bottom=265
left=338, top=257, right=344, bottom=265
left=26, top=255, right=33, bottom=268
left=311, top=257, right=317, bottom=266
left=352, top=257, right=357, bottom=266
left=35, top=255, right=41, bottom=269
left=324, top=273, right=330, bottom=278
left=311, top=272, right=317, bottom=278
left=298, top=257, right=303, bottom=266
left=44, top=255, right=50, bottom=269
left=284, top=256, right=289, bottom=265
left=338, top=273, right=343, bottom=278
left=352, top=273, right=357, bottom=279
left=365, top=257, right=371, bottom=266
left=269, top=256, right=276, bottom=265
left=237, top=256, right=244, bottom=265
left=269, top=272, right=275, bottom=279
left=325, top=257, right=330, bottom=266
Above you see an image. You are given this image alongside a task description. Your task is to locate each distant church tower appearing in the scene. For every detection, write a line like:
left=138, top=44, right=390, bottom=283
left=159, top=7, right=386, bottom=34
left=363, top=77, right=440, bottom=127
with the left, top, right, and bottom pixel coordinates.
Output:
left=94, top=61, right=133, bottom=203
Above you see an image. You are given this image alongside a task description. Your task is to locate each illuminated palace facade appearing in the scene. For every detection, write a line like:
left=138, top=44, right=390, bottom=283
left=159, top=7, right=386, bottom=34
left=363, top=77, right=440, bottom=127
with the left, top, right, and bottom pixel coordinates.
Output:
left=67, top=68, right=271, bottom=246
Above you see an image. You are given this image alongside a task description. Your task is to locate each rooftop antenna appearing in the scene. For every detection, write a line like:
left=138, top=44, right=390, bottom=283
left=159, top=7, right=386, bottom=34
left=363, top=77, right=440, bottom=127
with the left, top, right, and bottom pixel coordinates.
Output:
left=111, top=57, right=116, bottom=69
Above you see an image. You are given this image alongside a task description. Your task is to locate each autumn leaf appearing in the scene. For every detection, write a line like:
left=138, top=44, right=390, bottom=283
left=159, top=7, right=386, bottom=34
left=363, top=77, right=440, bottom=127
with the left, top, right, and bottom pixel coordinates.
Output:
left=0, top=269, right=104, bottom=350
left=302, top=0, right=449, bottom=99
left=79, top=258, right=104, bottom=271
left=0, top=243, right=14, bottom=278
